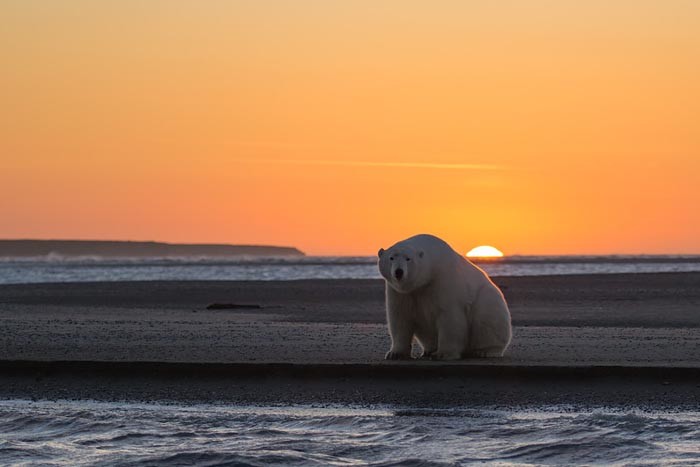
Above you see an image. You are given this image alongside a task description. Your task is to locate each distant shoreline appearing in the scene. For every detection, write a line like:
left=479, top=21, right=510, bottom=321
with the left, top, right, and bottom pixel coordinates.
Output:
left=0, top=240, right=304, bottom=258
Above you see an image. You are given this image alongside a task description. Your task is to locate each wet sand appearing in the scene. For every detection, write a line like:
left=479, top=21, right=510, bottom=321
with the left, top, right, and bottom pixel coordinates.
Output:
left=0, top=273, right=698, bottom=406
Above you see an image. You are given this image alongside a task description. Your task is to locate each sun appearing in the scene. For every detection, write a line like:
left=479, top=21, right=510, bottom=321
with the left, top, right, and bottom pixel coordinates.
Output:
left=466, top=245, right=504, bottom=258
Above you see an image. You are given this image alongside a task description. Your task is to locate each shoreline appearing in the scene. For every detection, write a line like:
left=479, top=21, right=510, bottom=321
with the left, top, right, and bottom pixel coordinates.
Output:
left=4, top=383, right=697, bottom=410
left=1, top=360, right=698, bottom=409
left=4, top=359, right=699, bottom=378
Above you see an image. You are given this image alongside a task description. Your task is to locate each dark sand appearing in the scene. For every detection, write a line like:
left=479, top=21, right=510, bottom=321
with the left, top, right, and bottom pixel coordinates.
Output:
left=0, top=273, right=698, bottom=407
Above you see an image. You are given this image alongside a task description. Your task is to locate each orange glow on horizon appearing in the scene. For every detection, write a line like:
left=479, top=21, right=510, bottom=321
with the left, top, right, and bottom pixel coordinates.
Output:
left=1, top=1, right=699, bottom=256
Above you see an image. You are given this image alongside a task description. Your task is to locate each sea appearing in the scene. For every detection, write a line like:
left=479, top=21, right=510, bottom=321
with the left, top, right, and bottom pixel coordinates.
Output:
left=1, top=400, right=699, bottom=466
left=2, top=256, right=700, bottom=465
left=1, top=254, right=700, bottom=284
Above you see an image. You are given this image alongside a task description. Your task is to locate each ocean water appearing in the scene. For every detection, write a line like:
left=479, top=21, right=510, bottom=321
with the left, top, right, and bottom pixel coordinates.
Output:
left=0, top=400, right=698, bottom=466
left=1, top=255, right=700, bottom=284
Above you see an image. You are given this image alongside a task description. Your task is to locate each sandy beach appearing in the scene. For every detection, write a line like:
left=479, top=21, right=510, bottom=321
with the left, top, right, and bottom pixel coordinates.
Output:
left=0, top=273, right=698, bottom=407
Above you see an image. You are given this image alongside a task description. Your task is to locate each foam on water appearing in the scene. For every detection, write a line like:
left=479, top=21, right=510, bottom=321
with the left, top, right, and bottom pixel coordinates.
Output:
left=1, top=255, right=700, bottom=284
left=0, top=400, right=698, bottom=466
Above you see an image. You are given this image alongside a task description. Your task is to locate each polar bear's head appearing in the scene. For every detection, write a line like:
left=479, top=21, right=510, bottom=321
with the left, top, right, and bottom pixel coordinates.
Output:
left=377, top=245, right=429, bottom=293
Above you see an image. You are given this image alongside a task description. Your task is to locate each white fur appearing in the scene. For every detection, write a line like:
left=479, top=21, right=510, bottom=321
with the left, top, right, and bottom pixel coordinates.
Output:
left=378, top=234, right=512, bottom=360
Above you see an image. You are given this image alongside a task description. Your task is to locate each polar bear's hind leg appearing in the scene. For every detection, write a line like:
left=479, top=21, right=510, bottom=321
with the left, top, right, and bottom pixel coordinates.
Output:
left=430, top=308, right=467, bottom=361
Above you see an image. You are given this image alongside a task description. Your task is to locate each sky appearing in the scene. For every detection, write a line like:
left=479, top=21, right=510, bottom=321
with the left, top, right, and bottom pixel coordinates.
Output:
left=1, top=1, right=698, bottom=255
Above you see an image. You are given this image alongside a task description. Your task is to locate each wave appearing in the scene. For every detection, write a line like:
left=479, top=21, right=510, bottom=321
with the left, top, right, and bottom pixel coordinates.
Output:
left=2, top=256, right=700, bottom=284
left=0, top=401, right=698, bottom=466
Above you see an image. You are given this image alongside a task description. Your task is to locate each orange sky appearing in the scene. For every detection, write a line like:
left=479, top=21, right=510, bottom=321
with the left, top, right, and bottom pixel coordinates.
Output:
left=1, top=1, right=699, bottom=255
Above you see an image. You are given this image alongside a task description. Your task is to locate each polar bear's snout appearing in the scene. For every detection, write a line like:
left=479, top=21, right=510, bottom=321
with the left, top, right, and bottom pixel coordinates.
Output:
left=390, top=257, right=409, bottom=282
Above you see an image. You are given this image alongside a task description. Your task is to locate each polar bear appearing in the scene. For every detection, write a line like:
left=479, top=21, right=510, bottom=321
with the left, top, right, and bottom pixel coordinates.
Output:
left=378, top=234, right=512, bottom=360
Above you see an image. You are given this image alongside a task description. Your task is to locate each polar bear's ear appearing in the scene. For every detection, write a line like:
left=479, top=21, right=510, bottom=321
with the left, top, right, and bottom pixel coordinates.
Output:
left=378, top=248, right=385, bottom=258
left=418, top=250, right=424, bottom=258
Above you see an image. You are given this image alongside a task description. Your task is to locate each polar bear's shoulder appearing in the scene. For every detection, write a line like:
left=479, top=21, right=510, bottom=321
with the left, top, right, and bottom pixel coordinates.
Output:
left=397, top=234, right=454, bottom=254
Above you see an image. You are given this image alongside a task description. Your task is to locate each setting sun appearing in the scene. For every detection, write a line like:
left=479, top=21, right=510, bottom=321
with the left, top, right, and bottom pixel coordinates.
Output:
left=466, top=246, right=504, bottom=258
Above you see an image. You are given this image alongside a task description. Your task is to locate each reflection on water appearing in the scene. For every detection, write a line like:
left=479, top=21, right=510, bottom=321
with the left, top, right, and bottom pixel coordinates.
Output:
left=0, top=400, right=698, bottom=466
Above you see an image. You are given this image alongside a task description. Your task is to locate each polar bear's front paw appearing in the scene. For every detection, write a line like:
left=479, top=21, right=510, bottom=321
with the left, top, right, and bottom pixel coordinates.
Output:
left=429, top=351, right=462, bottom=361
left=385, top=350, right=411, bottom=360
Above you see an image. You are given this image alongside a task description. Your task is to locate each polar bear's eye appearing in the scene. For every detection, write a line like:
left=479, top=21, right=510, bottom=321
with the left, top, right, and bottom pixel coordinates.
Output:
left=389, top=256, right=394, bottom=261
left=406, top=258, right=411, bottom=262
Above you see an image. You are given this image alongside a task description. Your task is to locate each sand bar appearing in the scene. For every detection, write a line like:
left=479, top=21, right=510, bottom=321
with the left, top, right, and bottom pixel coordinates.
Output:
left=0, top=274, right=698, bottom=366
left=0, top=273, right=698, bottom=406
